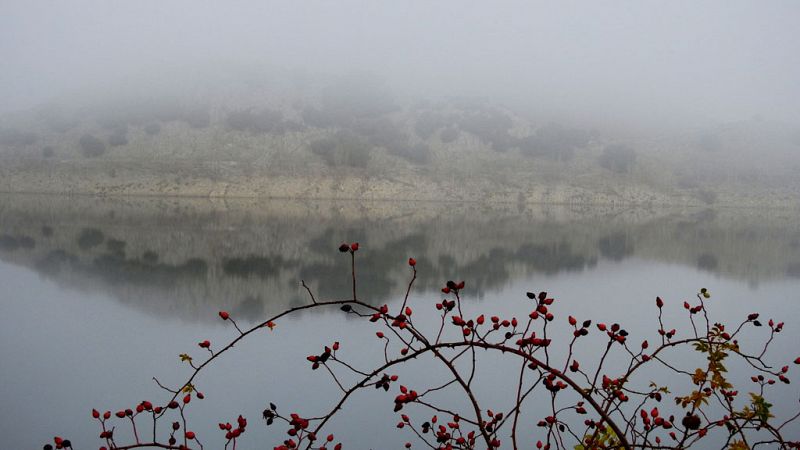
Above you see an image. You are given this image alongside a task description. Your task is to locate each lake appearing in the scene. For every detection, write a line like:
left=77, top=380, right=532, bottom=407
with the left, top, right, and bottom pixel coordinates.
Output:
left=1, top=194, right=799, bottom=449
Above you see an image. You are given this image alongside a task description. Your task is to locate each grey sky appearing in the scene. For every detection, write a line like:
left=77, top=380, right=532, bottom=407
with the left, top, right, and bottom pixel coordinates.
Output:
left=2, top=0, right=799, bottom=129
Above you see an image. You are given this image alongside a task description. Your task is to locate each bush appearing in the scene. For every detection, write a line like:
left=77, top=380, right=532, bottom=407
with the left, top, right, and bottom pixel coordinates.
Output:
left=45, top=246, right=800, bottom=450
left=310, top=131, right=372, bottom=168
left=42, top=146, right=55, bottom=158
left=457, top=110, right=514, bottom=152
left=414, top=111, right=451, bottom=140
left=79, top=134, right=106, bottom=157
left=353, top=118, right=405, bottom=147
left=439, top=126, right=459, bottom=143
left=387, top=142, right=431, bottom=164
left=302, top=106, right=341, bottom=128
left=518, top=124, right=592, bottom=161
left=350, top=118, right=430, bottom=164
left=599, top=144, right=637, bottom=173
left=320, top=74, right=399, bottom=119
left=95, top=98, right=183, bottom=129
left=38, top=108, right=80, bottom=133
left=144, top=123, right=161, bottom=135
left=227, top=109, right=285, bottom=133
left=183, top=108, right=211, bottom=129
left=0, top=128, right=37, bottom=146
left=107, top=132, right=128, bottom=147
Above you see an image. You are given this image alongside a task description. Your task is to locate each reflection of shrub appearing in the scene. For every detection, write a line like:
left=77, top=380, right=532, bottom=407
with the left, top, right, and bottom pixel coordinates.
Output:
left=519, top=124, right=591, bottom=161
left=223, top=255, right=287, bottom=278
left=0, top=234, right=35, bottom=251
left=77, top=228, right=104, bottom=250
left=42, top=146, right=55, bottom=158
left=142, top=250, right=159, bottom=264
left=227, top=109, right=285, bottom=133
left=597, top=232, right=634, bottom=261
left=0, top=128, right=38, bottom=146
left=0, top=235, right=20, bottom=251
left=79, top=134, right=106, bottom=157
left=694, top=189, right=718, bottom=205
left=108, top=132, right=128, bottom=147
left=310, top=131, right=372, bottom=168
left=106, top=238, right=126, bottom=255
left=144, top=123, right=161, bottom=135
left=598, top=144, right=637, bottom=173
left=439, top=126, right=459, bottom=143
left=697, top=253, right=718, bottom=271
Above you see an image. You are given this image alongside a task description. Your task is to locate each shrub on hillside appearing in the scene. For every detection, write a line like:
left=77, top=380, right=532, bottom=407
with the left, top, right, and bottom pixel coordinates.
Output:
left=457, top=110, right=514, bottom=152
left=183, top=108, right=211, bottom=129
left=301, top=106, right=340, bottom=128
left=439, top=126, right=459, bottom=143
left=598, top=144, right=637, bottom=173
left=227, top=109, right=285, bottom=133
left=0, top=128, right=38, bottom=146
left=310, top=131, right=372, bottom=168
left=107, top=132, right=128, bottom=147
left=518, top=124, right=592, bottom=162
left=388, top=142, right=431, bottom=164
left=144, top=123, right=161, bottom=136
left=79, top=133, right=106, bottom=157
left=414, top=111, right=451, bottom=140
left=38, top=108, right=80, bottom=133
left=320, top=74, right=399, bottom=119
left=351, top=118, right=431, bottom=164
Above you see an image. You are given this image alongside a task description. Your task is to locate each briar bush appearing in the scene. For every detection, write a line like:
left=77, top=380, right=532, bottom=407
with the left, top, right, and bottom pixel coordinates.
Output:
left=44, top=245, right=800, bottom=450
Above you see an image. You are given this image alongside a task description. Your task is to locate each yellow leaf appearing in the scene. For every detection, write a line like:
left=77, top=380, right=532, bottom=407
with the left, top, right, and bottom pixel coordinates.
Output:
left=729, top=440, right=748, bottom=450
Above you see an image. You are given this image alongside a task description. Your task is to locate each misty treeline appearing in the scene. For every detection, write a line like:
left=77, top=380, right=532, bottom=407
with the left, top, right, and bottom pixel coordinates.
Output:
left=1, top=67, right=799, bottom=207
left=0, top=73, right=609, bottom=168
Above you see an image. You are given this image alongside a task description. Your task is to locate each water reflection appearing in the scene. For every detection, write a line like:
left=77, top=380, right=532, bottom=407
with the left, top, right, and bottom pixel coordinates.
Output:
left=1, top=194, right=799, bottom=322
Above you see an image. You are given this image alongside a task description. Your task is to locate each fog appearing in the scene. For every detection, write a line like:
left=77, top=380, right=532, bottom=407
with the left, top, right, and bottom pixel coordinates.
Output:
left=2, top=0, right=799, bottom=131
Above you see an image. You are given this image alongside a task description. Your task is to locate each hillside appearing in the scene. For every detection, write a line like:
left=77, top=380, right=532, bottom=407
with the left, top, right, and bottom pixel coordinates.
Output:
left=0, top=74, right=798, bottom=207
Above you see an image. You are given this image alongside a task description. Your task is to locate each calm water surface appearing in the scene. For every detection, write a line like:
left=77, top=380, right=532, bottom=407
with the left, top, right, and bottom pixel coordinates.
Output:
left=1, top=195, right=799, bottom=449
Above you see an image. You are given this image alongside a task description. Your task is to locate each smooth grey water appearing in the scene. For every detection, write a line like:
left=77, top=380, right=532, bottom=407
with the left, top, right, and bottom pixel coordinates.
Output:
left=1, top=194, right=799, bottom=449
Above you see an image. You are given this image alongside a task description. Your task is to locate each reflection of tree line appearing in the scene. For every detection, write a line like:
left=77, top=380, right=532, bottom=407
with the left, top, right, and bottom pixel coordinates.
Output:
left=1, top=200, right=800, bottom=321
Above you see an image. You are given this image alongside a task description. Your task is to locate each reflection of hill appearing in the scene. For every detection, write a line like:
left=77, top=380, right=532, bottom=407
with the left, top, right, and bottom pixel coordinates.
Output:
left=1, top=194, right=799, bottom=321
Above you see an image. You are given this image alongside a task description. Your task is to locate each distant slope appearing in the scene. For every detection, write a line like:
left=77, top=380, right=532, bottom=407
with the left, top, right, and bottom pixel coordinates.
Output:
left=1, top=75, right=798, bottom=207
